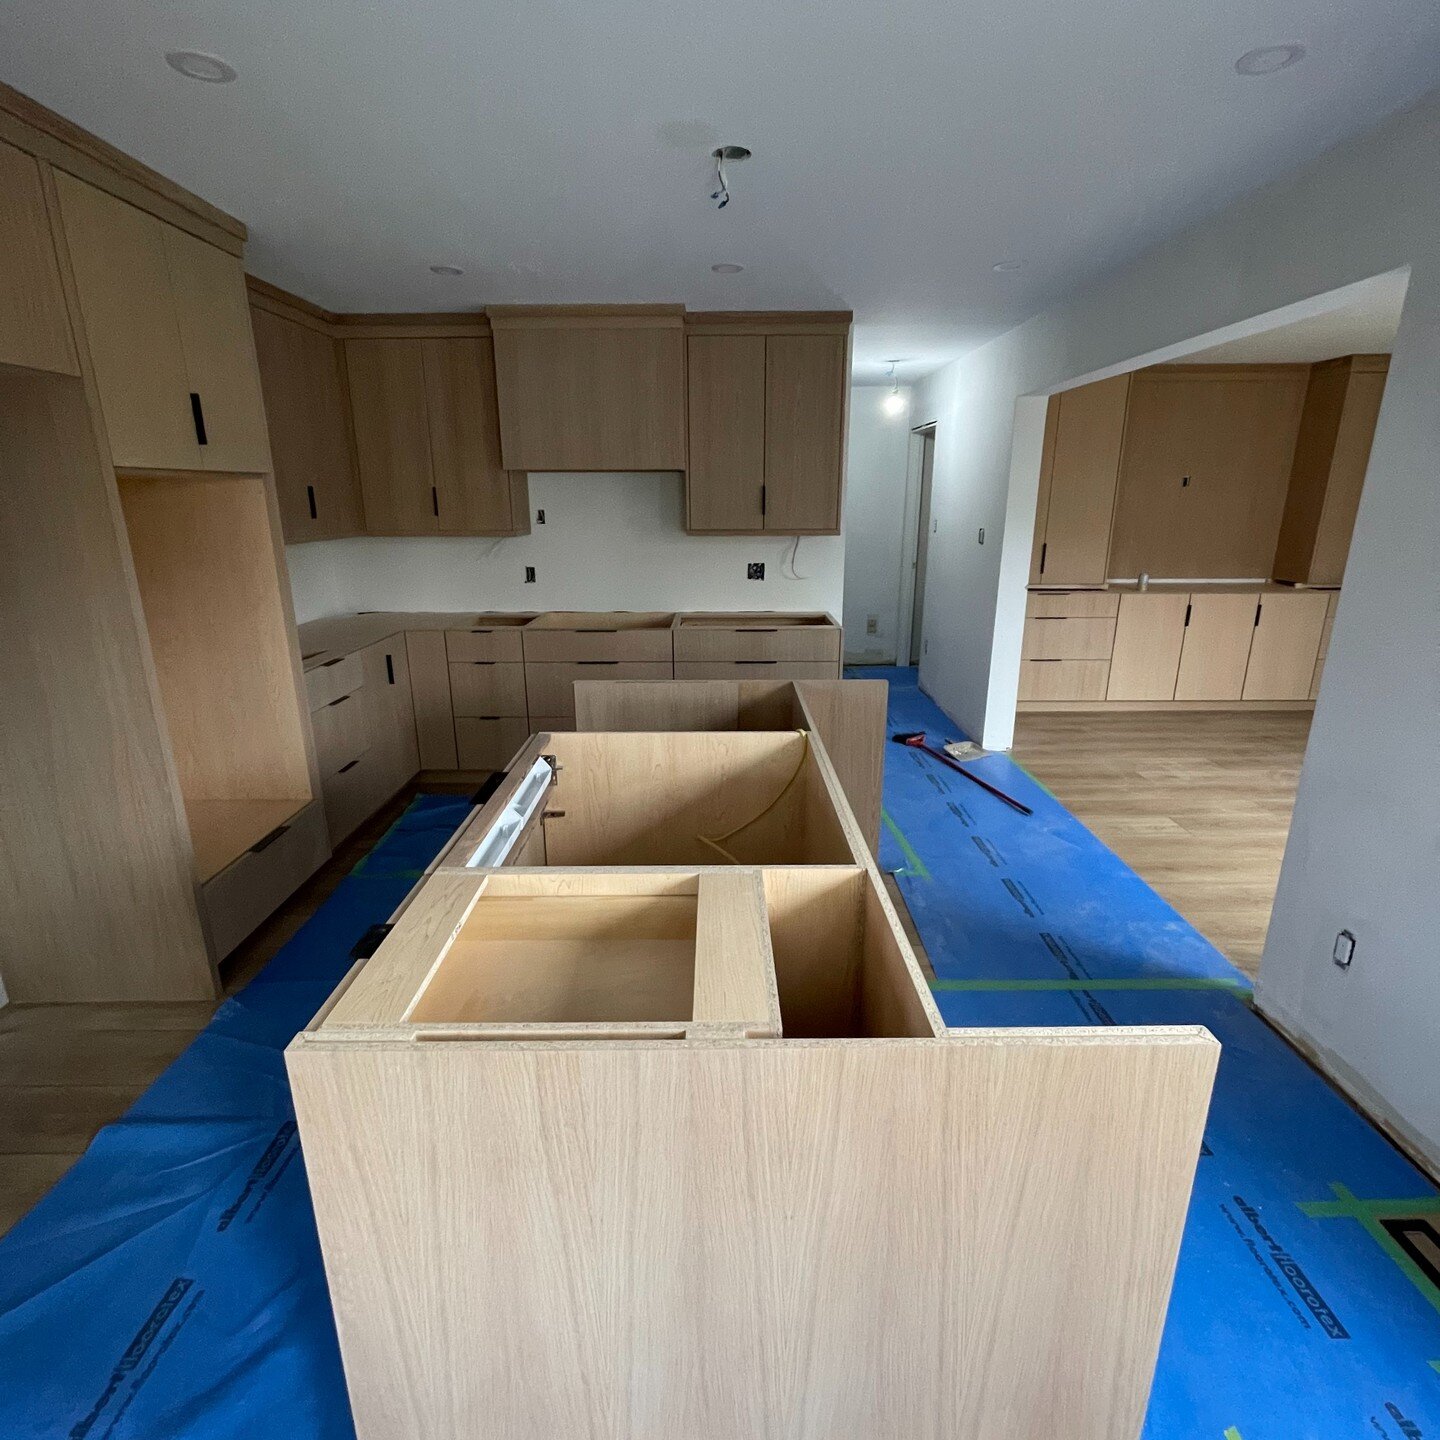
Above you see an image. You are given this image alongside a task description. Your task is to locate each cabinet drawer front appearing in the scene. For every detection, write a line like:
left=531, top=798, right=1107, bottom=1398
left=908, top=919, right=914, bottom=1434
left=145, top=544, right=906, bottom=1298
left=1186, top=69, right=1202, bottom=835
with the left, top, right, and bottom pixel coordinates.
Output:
left=1021, top=616, right=1116, bottom=661
left=524, top=662, right=673, bottom=716
left=321, top=751, right=384, bottom=845
left=446, top=628, right=525, bottom=663
left=528, top=714, right=576, bottom=734
left=522, top=627, right=673, bottom=663
left=674, top=660, right=841, bottom=681
left=673, top=625, right=841, bottom=663
left=448, top=661, right=528, bottom=717
left=306, top=653, right=365, bottom=710
left=454, top=717, right=532, bottom=772
left=1026, top=590, right=1120, bottom=619
left=1018, top=660, right=1111, bottom=703
left=312, top=690, right=371, bottom=776
left=199, top=800, right=329, bottom=959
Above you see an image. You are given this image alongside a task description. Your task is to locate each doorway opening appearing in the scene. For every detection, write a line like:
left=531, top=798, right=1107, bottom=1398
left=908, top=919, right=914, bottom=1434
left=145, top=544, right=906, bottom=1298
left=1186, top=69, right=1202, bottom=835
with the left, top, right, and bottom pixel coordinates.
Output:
left=897, top=423, right=936, bottom=668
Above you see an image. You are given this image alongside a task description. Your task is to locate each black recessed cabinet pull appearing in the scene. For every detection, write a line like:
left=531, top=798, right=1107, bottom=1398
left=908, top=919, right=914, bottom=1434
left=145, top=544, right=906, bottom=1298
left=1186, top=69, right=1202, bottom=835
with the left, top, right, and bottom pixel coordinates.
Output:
left=1039, top=542, right=1047, bottom=574
left=189, top=392, right=208, bottom=446
left=328, top=694, right=349, bottom=707
left=338, top=759, right=360, bottom=774
left=1254, top=601, right=1264, bottom=627
left=737, top=659, right=777, bottom=665
left=1184, top=603, right=1192, bottom=627
left=385, top=654, right=395, bottom=685
left=431, top=486, right=439, bottom=517
left=578, top=660, right=618, bottom=666
left=249, top=824, right=289, bottom=853
left=760, top=483, right=767, bottom=518
left=307, top=485, right=318, bottom=519
left=1181, top=474, right=1191, bottom=488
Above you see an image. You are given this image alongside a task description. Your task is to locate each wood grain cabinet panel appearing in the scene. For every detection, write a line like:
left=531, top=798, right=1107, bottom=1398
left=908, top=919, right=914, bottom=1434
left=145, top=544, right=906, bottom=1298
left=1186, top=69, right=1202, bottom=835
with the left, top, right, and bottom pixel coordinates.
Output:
left=1106, top=592, right=1189, bottom=700
left=345, top=339, right=437, bottom=534
left=454, top=716, right=531, bottom=772
left=54, top=172, right=201, bottom=470
left=1021, top=616, right=1116, bottom=661
left=360, top=637, right=420, bottom=795
left=1273, top=356, right=1387, bottom=587
left=686, top=334, right=767, bottom=531
left=763, top=334, right=846, bottom=533
left=251, top=305, right=363, bottom=541
left=1110, top=368, right=1307, bottom=579
left=1242, top=591, right=1329, bottom=701
left=161, top=224, right=270, bottom=472
left=1172, top=593, right=1257, bottom=701
left=0, top=139, right=77, bottom=376
left=406, top=630, right=458, bottom=769
left=491, top=312, right=687, bottom=471
left=449, top=661, right=528, bottom=718
left=1030, top=375, right=1129, bottom=586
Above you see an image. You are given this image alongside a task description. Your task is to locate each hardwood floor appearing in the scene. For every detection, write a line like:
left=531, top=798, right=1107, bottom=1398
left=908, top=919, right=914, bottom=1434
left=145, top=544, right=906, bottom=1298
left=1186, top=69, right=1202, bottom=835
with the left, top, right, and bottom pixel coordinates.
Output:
left=1009, top=710, right=1312, bottom=979
left=0, top=781, right=469, bottom=1238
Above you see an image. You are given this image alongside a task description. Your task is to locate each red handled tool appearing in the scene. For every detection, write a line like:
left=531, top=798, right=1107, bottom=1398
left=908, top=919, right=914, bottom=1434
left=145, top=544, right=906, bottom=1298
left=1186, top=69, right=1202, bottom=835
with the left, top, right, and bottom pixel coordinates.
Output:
left=891, top=731, right=1033, bottom=816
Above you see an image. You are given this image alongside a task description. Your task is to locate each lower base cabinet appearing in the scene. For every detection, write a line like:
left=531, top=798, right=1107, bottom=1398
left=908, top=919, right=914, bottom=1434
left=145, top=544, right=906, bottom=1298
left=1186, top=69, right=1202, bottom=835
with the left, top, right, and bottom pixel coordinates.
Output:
left=1242, top=591, right=1330, bottom=700
left=454, top=715, right=530, bottom=771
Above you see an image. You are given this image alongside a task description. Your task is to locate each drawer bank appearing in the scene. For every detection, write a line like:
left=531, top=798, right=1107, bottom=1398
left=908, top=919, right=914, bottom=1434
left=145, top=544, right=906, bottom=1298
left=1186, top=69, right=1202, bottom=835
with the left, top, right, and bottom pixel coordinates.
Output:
left=287, top=725, right=1218, bottom=1440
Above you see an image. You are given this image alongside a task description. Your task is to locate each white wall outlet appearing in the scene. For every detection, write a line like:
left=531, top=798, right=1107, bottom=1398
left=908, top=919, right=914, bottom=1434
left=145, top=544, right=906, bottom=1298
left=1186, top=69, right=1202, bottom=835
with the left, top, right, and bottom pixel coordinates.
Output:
left=866, top=614, right=878, bottom=635
left=1333, top=930, right=1356, bottom=968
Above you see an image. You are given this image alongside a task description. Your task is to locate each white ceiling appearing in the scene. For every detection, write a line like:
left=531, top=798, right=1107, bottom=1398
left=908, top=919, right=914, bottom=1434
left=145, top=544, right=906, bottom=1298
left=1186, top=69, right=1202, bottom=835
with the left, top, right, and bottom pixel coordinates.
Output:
left=2, top=1, right=1438, bottom=381
left=1172, top=270, right=1408, bottom=363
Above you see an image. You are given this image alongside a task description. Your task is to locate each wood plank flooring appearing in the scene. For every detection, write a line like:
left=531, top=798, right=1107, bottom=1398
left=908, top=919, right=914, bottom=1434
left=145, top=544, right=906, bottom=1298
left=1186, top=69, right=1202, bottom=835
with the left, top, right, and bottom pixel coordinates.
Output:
left=0, top=781, right=469, bottom=1238
left=1009, top=710, right=1312, bottom=979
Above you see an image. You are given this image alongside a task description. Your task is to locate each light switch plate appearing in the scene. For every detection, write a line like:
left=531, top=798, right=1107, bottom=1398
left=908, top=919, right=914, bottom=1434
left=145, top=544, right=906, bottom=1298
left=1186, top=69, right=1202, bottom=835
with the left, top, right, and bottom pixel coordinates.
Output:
left=1333, top=930, right=1355, bottom=968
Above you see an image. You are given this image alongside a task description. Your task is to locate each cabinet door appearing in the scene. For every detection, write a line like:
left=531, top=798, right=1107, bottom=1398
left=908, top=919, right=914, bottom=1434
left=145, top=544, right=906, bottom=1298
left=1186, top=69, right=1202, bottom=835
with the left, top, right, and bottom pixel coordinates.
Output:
left=1173, top=592, right=1257, bottom=701
left=764, top=334, right=846, bottom=533
left=405, top=630, right=458, bottom=768
left=253, top=308, right=363, bottom=541
left=1027, top=398, right=1061, bottom=585
left=54, top=172, right=201, bottom=470
left=0, top=140, right=77, bottom=376
left=421, top=338, right=516, bottom=535
left=1311, top=365, right=1386, bottom=586
left=1034, top=375, right=1129, bottom=585
left=1242, top=592, right=1329, bottom=701
left=161, top=225, right=270, bottom=472
left=1106, top=592, right=1188, bottom=700
left=346, top=339, right=438, bottom=534
left=687, top=334, right=766, bottom=531
left=361, top=638, right=420, bottom=795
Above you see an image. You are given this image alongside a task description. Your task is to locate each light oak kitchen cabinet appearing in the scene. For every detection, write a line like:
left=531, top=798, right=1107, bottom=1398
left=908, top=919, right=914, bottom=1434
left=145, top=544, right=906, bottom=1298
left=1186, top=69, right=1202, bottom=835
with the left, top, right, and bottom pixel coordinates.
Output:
left=249, top=294, right=364, bottom=541
left=1029, top=374, right=1129, bottom=586
left=685, top=318, right=850, bottom=535
left=55, top=171, right=269, bottom=473
left=1106, top=591, right=1189, bottom=700
left=1272, top=355, right=1388, bottom=587
left=490, top=306, right=687, bottom=471
left=1173, top=592, right=1257, bottom=702
left=1242, top=590, right=1330, bottom=700
left=345, top=335, right=529, bottom=536
left=0, top=137, right=77, bottom=375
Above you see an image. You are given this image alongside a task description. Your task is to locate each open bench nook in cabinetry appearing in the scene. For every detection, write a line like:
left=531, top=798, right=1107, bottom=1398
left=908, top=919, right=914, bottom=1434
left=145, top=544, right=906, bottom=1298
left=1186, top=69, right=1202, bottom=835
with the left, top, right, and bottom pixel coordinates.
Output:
left=288, top=722, right=1219, bottom=1440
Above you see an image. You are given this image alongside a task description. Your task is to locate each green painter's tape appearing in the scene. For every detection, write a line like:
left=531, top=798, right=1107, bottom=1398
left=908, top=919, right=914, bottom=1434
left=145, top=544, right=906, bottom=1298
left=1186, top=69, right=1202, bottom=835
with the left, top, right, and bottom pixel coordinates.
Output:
left=1224, top=1428, right=1245, bottom=1440
left=930, top=976, right=1252, bottom=994
left=882, top=811, right=930, bottom=880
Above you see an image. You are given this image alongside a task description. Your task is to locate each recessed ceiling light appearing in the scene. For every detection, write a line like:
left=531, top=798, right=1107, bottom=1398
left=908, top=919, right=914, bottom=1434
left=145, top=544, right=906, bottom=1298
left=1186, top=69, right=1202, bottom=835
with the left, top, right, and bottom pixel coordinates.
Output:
left=1235, top=44, right=1305, bottom=75
left=165, top=50, right=237, bottom=83
left=711, top=263, right=744, bottom=274
left=992, top=260, right=1023, bottom=273
left=429, top=264, right=464, bottom=276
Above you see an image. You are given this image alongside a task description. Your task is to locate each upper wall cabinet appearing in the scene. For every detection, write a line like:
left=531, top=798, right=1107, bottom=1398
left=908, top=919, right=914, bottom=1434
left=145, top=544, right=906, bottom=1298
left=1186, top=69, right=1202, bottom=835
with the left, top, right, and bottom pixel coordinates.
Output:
left=1272, top=355, right=1388, bottom=587
left=54, top=172, right=269, bottom=473
left=0, top=138, right=78, bottom=376
left=1109, top=366, right=1307, bottom=580
left=250, top=297, right=364, bottom=543
left=345, top=334, right=528, bottom=537
left=490, top=307, right=686, bottom=471
left=1029, top=375, right=1130, bottom=586
left=685, top=319, right=850, bottom=535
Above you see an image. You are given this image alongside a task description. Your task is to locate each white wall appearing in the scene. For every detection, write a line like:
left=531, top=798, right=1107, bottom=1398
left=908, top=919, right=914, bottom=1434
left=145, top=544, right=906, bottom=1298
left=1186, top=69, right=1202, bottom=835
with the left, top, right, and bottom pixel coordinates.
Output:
left=286, top=472, right=845, bottom=623
left=910, top=91, right=1440, bottom=1170
left=841, top=384, right=914, bottom=663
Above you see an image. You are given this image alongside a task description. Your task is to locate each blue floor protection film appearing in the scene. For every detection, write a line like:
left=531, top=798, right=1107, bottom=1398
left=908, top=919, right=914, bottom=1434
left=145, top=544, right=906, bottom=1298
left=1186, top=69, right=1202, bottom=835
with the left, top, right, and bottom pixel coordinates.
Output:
left=2, top=686, right=1437, bottom=1438
left=851, top=665, right=1440, bottom=1440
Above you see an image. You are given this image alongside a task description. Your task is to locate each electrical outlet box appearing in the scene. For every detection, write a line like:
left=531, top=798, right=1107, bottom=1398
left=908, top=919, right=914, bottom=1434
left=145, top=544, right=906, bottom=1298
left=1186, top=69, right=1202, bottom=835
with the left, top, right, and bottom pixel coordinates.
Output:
left=524, top=566, right=536, bottom=584
left=1333, top=930, right=1355, bottom=968
left=747, top=562, right=765, bottom=580
left=978, top=528, right=985, bottom=545
left=536, top=509, right=545, bottom=524
left=866, top=615, right=878, bottom=635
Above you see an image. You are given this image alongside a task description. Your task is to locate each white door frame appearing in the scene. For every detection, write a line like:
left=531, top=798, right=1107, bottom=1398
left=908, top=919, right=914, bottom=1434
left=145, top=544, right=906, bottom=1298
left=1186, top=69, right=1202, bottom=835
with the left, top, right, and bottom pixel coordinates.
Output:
left=895, top=424, right=933, bottom=668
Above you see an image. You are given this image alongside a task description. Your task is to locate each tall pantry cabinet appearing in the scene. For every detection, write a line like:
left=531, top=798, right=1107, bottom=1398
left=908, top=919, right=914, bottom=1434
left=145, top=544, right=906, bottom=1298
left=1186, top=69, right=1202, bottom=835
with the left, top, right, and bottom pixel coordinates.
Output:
left=0, top=87, right=326, bottom=1003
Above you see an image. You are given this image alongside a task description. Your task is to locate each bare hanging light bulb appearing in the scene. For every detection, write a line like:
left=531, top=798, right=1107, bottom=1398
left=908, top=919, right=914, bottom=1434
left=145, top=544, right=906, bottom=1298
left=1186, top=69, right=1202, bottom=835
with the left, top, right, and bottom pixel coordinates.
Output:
left=710, top=145, right=752, bottom=209
left=882, top=361, right=908, bottom=416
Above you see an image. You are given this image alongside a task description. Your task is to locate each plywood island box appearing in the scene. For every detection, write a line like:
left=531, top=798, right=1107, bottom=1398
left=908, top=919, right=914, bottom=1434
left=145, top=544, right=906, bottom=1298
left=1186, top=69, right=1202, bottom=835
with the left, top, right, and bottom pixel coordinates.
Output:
left=287, top=721, right=1218, bottom=1440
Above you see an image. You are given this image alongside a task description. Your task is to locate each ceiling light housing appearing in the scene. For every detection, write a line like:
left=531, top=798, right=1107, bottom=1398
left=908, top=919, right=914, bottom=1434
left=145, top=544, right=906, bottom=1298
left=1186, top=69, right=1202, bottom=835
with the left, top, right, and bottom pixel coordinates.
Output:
left=882, top=361, right=908, bottom=417
left=429, top=264, right=464, bottom=276
left=711, top=263, right=744, bottom=274
left=165, top=50, right=236, bottom=83
left=1235, top=44, right=1305, bottom=75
